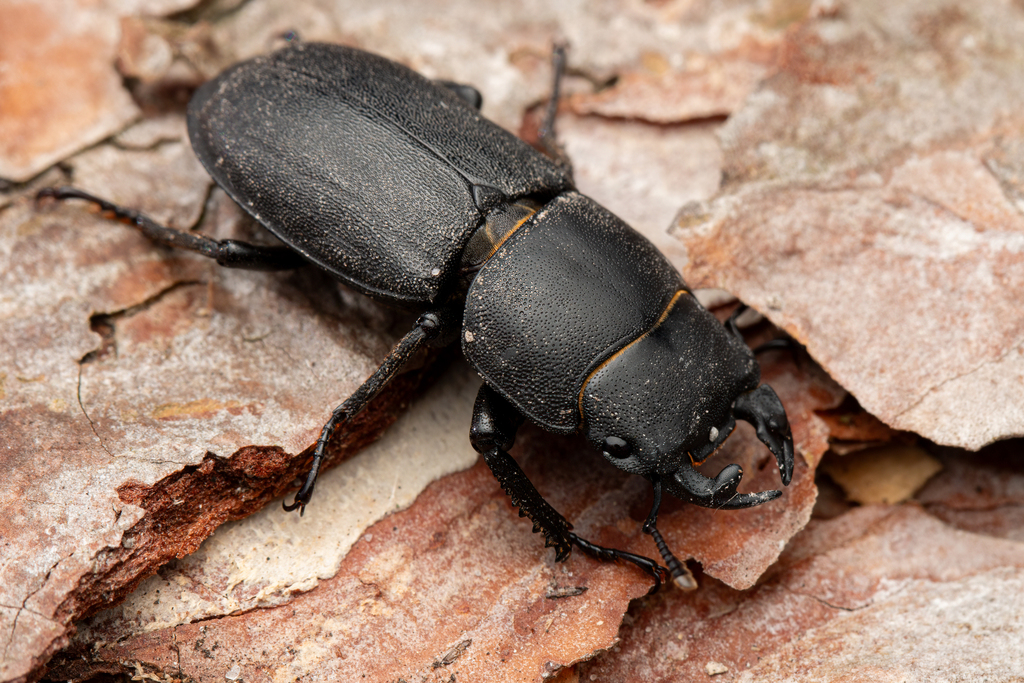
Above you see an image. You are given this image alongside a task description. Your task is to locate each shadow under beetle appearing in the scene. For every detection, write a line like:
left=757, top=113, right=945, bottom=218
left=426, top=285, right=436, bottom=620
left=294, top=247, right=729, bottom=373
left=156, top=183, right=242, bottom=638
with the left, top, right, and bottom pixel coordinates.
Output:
left=40, top=42, right=794, bottom=591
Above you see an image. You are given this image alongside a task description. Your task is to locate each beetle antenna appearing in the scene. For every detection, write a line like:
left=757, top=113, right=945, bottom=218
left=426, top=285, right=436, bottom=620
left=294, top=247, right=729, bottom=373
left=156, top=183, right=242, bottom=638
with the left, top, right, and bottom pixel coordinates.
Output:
left=643, top=478, right=697, bottom=590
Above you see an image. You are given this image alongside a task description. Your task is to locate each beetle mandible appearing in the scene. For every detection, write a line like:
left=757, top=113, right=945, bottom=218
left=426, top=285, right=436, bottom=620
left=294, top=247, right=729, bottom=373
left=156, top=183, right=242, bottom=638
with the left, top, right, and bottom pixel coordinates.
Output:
left=40, top=42, right=794, bottom=590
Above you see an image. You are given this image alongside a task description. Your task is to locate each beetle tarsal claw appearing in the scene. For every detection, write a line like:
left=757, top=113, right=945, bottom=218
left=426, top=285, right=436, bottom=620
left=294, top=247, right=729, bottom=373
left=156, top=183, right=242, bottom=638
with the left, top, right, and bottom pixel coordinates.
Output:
left=733, top=384, right=795, bottom=486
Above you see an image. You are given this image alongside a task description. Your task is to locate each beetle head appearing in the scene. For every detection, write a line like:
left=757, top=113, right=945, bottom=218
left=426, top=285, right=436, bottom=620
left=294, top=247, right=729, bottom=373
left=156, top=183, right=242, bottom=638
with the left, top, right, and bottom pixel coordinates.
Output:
left=581, top=294, right=794, bottom=510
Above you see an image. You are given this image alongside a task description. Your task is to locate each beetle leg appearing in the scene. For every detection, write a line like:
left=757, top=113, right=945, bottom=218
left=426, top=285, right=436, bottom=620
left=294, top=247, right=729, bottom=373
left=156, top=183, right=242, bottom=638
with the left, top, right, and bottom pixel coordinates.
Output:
left=471, top=385, right=572, bottom=558
left=734, top=384, right=795, bottom=486
left=568, top=535, right=668, bottom=594
left=725, top=301, right=801, bottom=357
left=725, top=302, right=749, bottom=341
left=537, top=43, right=574, bottom=179
left=665, top=461, right=783, bottom=510
left=435, top=81, right=483, bottom=111
left=471, top=384, right=669, bottom=590
left=284, top=311, right=449, bottom=513
left=36, top=187, right=306, bottom=271
left=753, top=338, right=797, bottom=355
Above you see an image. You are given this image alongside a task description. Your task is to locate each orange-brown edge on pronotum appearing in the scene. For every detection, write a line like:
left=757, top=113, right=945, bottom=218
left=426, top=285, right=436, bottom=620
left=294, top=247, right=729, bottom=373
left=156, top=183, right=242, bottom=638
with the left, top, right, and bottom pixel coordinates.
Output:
left=577, top=289, right=717, bottom=468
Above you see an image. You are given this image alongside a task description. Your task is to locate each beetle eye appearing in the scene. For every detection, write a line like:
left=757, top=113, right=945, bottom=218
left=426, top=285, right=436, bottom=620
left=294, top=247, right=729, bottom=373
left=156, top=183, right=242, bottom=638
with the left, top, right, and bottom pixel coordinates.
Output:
left=603, top=436, right=632, bottom=459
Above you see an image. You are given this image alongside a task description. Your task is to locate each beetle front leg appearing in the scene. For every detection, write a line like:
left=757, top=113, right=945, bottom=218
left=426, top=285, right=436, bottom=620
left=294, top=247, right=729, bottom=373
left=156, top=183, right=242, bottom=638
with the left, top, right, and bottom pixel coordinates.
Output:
left=37, top=187, right=306, bottom=271
left=470, top=385, right=572, bottom=558
left=285, top=309, right=456, bottom=513
left=471, top=385, right=669, bottom=589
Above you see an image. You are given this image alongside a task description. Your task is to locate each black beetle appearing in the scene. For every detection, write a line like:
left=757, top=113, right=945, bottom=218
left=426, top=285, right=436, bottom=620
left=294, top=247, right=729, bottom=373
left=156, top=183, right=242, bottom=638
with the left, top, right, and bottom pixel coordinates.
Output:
left=40, top=42, right=794, bottom=590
